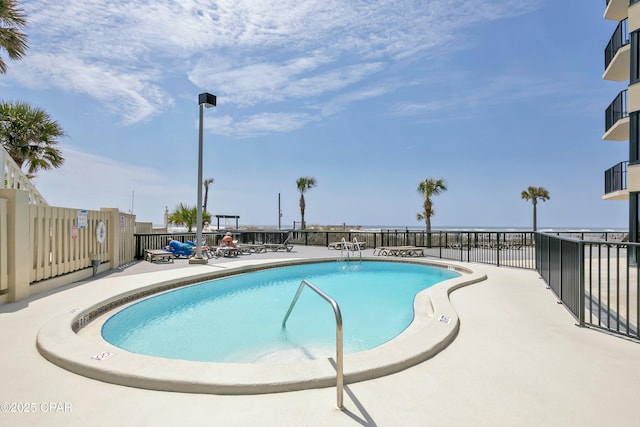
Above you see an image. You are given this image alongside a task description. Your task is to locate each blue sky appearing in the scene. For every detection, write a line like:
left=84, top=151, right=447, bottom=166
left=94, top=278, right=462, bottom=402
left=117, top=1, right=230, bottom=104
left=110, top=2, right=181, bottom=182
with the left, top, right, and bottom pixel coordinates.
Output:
left=1, top=0, right=629, bottom=229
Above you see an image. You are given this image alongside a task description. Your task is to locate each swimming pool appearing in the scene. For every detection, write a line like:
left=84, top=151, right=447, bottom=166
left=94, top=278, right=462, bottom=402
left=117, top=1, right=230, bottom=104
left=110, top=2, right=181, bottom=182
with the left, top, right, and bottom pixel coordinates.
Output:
left=36, top=257, right=485, bottom=394
left=101, top=261, right=460, bottom=363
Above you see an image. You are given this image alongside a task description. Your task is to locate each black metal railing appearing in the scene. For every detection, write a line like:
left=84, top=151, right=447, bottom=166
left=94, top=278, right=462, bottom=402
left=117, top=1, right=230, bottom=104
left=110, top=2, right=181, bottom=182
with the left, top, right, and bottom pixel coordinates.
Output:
left=605, top=89, right=628, bottom=132
left=605, top=18, right=629, bottom=70
left=604, top=160, right=628, bottom=194
left=134, top=229, right=636, bottom=341
left=135, top=229, right=626, bottom=264
left=284, top=230, right=536, bottom=268
left=289, top=229, right=625, bottom=269
left=536, top=233, right=639, bottom=341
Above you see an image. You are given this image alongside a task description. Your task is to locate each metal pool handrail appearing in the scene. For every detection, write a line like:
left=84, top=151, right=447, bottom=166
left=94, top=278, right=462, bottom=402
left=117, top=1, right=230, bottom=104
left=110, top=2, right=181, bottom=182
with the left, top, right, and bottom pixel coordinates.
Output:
left=352, top=237, right=363, bottom=262
left=340, top=237, right=350, bottom=262
left=281, top=279, right=344, bottom=410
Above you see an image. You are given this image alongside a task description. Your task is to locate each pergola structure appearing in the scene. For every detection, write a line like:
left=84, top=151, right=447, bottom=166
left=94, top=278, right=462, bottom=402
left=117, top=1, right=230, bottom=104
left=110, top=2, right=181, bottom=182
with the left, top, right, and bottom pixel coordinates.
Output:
left=215, top=215, right=240, bottom=230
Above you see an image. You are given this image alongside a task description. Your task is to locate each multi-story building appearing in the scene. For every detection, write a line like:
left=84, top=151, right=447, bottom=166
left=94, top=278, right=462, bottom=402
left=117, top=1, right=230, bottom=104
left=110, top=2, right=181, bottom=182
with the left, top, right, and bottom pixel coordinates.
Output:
left=603, top=0, right=640, bottom=242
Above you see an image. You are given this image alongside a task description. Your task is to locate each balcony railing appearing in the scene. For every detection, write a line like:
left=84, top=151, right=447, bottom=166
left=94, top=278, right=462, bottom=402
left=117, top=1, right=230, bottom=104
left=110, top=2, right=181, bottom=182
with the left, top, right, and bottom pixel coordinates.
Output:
left=605, top=18, right=629, bottom=70
left=605, top=89, right=628, bottom=132
left=604, top=161, right=628, bottom=194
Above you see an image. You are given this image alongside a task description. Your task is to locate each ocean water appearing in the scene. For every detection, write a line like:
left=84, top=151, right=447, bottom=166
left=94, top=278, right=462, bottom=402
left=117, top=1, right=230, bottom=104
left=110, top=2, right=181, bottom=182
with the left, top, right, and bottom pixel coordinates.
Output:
left=360, top=226, right=626, bottom=232
left=243, top=225, right=627, bottom=232
left=164, top=224, right=627, bottom=233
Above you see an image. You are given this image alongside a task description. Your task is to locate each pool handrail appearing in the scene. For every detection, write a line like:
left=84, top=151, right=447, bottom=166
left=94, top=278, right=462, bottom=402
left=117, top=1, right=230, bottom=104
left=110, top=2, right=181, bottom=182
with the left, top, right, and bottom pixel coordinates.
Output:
left=340, top=237, right=350, bottom=262
left=281, top=279, right=344, bottom=410
left=352, top=237, right=363, bottom=261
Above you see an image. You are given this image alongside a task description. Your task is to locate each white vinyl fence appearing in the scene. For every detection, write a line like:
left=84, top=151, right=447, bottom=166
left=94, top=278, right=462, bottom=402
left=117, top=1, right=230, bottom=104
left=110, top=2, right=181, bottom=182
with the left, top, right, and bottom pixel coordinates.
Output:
left=0, top=189, right=136, bottom=304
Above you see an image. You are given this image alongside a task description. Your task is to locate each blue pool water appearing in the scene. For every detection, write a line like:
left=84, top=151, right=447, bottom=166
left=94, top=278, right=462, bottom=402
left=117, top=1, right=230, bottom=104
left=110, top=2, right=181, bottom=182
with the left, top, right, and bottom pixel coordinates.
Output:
left=102, top=261, right=459, bottom=363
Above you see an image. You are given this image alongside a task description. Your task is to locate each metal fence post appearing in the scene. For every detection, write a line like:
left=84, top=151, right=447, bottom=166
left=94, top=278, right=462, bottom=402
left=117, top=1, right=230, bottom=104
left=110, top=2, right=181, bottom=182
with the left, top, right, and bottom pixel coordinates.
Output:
left=578, top=240, right=585, bottom=326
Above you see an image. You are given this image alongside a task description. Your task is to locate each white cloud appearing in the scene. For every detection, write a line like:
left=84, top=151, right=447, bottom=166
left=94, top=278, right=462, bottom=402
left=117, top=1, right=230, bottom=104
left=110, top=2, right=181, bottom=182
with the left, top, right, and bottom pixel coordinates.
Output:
left=16, top=0, right=542, bottom=130
left=389, top=69, right=579, bottom=120
left=284, top=62, right=385, bottom=98
left=189, top=53, right=332, bottom=106
left=319, top=85, right=393, bottom=117
left=204, top=112, right=314, bottom=137
left=11, top=53, right=171, bottom=124
left=190, top=55, right=384, bottom=107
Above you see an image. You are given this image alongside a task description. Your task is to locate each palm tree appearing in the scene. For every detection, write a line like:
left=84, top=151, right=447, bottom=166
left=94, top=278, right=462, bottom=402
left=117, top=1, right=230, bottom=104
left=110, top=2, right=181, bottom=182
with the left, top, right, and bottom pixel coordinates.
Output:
left=0, top=101, right=65, bottom=178
left=417, top=177, right=447, bottom=246
left=203, top=178, right=214, bottom=214
left=521, top=186, right=550, bottom=232
left=296, top=176, right=317, bottom=229
left=168, top=203, right=211, bottom=232
left=0, top=0, right=28, bottom=74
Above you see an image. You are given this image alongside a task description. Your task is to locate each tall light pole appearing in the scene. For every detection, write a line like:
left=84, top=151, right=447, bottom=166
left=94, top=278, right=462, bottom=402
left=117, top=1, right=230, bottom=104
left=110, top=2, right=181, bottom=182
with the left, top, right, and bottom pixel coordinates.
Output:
left=189, top=92, right=216, bottom=264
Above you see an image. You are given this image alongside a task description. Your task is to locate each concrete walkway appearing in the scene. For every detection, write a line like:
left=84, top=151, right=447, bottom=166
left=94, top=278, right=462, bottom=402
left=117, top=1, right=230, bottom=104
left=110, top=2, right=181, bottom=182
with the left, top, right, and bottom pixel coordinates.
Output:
left=1, top=247, right=639, bottom=426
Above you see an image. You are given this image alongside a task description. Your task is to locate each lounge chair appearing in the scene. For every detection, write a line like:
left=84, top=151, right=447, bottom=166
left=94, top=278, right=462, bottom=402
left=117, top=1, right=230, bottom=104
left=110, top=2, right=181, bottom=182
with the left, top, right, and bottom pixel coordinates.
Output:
left=328, top=241, right=343, bottom=250
left=236, top=243, right=267, bottom=254
left=215, top=246, right=239, bottom=257
left=263, top=237, right=294, bottom=252
left=169, top=246, right=194, bottom=258
left=328, top=239, right=367, bottom=251
left=145, top=249, right=175, bottom=263
left=374, top=246, right=424, bottom=257
left=187, top=240, right=214, bottom=258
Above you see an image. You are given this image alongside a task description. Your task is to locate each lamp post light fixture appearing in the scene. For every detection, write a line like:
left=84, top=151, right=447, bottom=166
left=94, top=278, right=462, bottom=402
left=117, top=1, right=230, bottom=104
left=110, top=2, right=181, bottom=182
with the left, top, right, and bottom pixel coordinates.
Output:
left=189, top=92, right=216, bottom=265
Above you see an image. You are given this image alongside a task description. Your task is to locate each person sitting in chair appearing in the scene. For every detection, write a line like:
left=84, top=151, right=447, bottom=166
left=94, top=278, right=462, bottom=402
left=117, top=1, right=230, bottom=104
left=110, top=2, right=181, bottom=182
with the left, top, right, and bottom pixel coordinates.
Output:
left=221, top=232, right=236, bottom=248
left=216, top=232, right=236, bottom=257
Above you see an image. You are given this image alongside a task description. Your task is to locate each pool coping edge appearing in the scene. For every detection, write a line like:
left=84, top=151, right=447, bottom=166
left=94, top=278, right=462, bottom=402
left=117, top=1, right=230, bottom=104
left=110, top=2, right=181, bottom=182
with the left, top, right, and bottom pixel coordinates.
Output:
left=36, top=257, right=487, bottom=394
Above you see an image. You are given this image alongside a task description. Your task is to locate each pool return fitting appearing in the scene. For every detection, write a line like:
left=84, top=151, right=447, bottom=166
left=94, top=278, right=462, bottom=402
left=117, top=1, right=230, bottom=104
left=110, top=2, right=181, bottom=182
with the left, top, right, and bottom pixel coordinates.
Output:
left=282, top=279, right=344, bottom=410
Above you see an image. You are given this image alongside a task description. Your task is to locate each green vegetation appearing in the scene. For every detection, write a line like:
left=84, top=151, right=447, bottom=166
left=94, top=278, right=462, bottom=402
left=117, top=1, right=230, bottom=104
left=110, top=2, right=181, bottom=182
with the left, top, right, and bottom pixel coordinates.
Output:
left=0, top=0, right=28, bottom=74
left=416, top=177, right=447, bottom=234
left=168, top=203, right=211, bottom=232
left=296, top=176, right=317, bottom=229
left=0, top=6, right=65, bottom=180
left=521, top=186, right=550, bottom=231
left=0, top=100, right=65, bottom=178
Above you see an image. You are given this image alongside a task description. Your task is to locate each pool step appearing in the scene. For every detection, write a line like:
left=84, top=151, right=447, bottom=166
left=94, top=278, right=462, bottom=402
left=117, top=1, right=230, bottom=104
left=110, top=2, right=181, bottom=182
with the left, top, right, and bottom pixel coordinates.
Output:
left=253, top=345, right=334, bottom=363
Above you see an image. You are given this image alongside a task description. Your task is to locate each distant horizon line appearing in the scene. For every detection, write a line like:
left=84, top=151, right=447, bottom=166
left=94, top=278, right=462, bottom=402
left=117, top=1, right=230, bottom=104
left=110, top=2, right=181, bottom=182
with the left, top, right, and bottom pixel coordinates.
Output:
left=159, top=224, right=628, bottom=232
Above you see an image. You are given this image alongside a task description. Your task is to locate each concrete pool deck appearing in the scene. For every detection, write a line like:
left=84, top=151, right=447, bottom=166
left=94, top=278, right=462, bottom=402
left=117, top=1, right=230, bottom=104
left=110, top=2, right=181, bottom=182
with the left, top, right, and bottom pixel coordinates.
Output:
left=1, top=246, right=639, bottom=426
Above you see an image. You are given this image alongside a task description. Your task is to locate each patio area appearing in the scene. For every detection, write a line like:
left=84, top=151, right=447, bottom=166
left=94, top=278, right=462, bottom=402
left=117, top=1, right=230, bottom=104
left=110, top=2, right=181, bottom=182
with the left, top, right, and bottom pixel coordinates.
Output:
left=1, top=246, right=638, bottom=426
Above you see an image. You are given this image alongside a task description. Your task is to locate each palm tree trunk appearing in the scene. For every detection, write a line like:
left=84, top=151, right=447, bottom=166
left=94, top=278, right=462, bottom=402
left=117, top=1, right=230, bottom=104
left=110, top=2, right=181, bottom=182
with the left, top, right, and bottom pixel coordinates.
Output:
left=532, top=200, right=537, bottom=232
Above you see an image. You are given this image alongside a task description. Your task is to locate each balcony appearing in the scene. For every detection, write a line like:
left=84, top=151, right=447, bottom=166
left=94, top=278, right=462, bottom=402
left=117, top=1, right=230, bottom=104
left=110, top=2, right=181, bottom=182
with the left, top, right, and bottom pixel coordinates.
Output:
left=603, top=161, right=628, bottom=200
left=603, top=89, right=629, bottom=141
left=605, top=0, right=629, bottom=22
left=603, top=18, right=629, bottom=82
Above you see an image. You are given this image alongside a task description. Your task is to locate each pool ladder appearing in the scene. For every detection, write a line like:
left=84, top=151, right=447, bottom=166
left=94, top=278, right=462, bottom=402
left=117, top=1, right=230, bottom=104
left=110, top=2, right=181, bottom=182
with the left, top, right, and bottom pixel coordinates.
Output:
left=282, top=279, right=344, bottom=410
left=340, top=237, right=363, bottom=262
